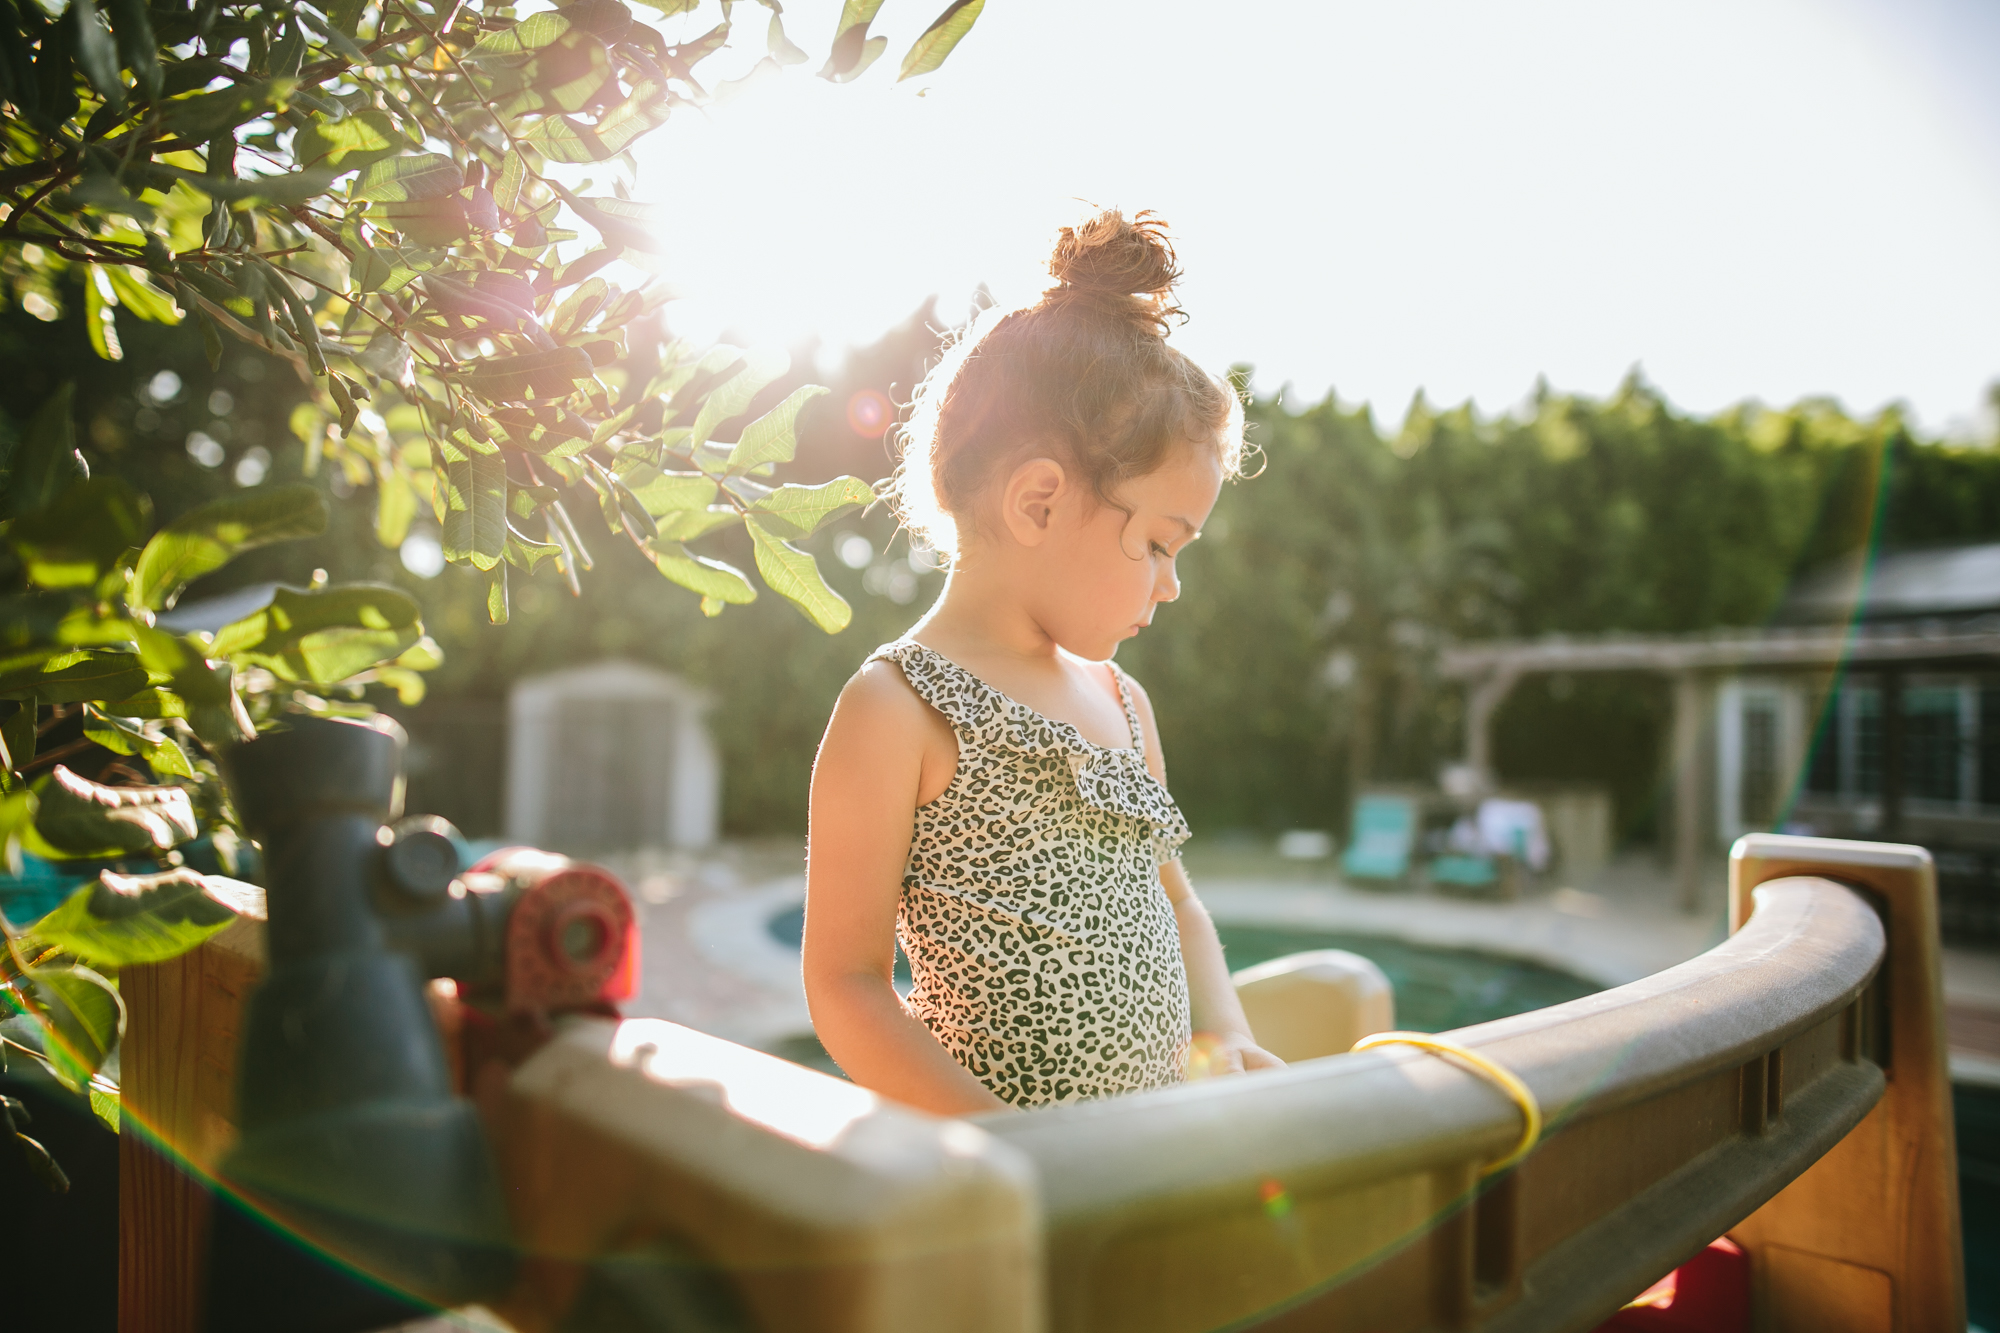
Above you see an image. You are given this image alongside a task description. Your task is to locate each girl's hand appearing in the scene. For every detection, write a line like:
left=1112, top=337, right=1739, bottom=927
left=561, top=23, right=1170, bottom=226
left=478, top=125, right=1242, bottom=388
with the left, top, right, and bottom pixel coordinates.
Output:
left=1186, top=1030, right=1287, bottom=1080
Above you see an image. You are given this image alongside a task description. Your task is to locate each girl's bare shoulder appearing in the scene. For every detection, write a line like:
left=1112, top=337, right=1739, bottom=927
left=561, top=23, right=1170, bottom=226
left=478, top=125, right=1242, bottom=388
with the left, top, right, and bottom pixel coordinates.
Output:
left=826, top=657, right=953, bottom=753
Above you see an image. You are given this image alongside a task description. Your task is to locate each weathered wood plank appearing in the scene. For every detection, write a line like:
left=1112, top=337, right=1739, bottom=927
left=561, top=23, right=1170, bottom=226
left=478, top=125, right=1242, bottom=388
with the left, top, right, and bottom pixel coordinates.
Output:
left=117, top=920, right=264, bottom=1333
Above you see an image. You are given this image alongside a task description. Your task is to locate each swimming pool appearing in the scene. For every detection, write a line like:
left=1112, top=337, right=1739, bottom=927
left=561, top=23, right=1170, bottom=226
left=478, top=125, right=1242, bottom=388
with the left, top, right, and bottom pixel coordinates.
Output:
left=759, top=906, right=1600, bottom=1067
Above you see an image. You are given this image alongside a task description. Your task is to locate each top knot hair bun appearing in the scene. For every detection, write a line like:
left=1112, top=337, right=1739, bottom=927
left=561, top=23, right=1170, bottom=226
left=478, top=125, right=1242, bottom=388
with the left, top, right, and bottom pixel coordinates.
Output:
left=1044, top=209, right=1183, bottom=332
left=888, top=205, right=1248, bottom=560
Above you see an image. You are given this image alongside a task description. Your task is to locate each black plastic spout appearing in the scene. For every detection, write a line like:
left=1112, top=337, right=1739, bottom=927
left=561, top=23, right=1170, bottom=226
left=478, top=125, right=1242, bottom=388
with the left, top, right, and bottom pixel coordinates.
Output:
left=210, top=715, right=514, bottom=1324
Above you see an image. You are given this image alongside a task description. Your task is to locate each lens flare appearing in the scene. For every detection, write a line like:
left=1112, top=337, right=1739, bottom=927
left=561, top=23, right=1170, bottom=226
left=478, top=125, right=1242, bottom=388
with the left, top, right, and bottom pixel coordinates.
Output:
left=847, top=389, right=893, bottom=438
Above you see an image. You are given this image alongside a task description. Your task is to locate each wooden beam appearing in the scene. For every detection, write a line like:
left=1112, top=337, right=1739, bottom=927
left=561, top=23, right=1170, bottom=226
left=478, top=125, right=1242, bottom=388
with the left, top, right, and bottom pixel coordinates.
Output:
left=118, top=919, right=265, bottom=1333
left=1672, top=670, right=1704, bottom=914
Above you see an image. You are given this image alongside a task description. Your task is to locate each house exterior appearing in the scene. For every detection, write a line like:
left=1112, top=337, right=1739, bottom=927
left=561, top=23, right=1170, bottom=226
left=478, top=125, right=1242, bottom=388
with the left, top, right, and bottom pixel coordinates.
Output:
left=1441, top=543, right=2000, bottom=938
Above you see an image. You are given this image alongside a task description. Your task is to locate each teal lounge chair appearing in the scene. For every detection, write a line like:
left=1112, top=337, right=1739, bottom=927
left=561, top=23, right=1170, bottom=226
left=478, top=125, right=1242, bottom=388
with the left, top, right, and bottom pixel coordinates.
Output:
left=1341, top=794, right=1418, bottom=883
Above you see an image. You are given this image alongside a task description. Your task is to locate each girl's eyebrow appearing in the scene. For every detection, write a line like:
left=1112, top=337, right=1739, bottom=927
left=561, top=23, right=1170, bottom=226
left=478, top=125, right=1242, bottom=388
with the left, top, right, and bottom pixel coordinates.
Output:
left=1168, top=515, right=1198, bottom=535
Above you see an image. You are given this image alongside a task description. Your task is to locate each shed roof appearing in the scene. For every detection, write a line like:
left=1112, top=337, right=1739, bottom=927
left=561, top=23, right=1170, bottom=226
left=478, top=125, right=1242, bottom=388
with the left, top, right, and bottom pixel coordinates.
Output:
left=1783, top=542, right=2000, bottom=624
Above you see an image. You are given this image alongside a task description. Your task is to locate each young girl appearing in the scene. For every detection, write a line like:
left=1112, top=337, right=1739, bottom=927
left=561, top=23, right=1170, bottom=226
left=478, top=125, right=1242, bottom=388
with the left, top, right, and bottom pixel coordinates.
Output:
left=803, top=210, right=1281, bottom=1115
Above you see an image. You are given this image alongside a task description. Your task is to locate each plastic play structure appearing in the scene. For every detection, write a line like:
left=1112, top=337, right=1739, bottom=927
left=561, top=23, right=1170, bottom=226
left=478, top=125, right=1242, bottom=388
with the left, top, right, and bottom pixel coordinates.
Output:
left=116, top=718, right=1964, bottom=1332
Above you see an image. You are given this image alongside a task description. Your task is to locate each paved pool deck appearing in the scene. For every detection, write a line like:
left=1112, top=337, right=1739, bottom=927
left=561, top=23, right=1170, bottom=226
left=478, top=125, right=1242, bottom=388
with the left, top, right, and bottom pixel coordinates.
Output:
left=596, top=841, right=2000, bottom=1085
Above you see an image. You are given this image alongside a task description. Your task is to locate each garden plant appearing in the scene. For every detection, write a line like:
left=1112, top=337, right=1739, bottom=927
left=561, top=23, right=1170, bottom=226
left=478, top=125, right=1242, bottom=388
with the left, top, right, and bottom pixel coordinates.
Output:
left=0, top=0, right=984, bottom=1186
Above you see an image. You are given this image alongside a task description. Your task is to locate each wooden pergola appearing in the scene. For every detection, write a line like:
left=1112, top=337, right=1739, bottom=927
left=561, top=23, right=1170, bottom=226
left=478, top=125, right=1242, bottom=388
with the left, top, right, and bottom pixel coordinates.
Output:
left=1439, top=619, right=2000, bottom=910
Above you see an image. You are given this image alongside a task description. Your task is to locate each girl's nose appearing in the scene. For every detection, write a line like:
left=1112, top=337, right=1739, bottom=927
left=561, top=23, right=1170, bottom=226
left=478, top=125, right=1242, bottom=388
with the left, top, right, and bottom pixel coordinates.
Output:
left=1155, top=560, right=1180, bottom=603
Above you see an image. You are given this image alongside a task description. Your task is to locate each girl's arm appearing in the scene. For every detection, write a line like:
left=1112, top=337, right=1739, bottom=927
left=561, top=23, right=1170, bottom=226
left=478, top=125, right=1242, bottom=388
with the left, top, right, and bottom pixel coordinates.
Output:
left=1120, top=670, right=1285, bottom=1077
left=1164, top=858, right=1284, bottom=1075
left=803, top=662, right=1012, bottom=1116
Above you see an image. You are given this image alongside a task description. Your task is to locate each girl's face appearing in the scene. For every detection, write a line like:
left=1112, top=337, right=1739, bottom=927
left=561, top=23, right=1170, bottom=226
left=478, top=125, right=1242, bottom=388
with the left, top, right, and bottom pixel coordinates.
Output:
left=1032, top=442, right=1225, bottom=660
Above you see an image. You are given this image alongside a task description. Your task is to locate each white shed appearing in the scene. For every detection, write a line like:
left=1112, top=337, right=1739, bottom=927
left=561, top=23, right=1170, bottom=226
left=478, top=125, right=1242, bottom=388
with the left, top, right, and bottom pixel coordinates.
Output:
left=505, top=660, right=720, bottom=852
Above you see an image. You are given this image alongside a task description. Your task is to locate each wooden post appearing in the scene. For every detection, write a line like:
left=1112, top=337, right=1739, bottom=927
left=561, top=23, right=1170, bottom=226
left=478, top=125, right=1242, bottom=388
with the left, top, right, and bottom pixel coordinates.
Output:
left=1879, top=670, right=1904, bottom=839
left=1672, top=670, right=1703, bottom=913
left=118, top=920, right=264, bottom=1333
left=1728, top=835, right=1964, bottom=1333
left=1464, top=668, right=1521, bottom=793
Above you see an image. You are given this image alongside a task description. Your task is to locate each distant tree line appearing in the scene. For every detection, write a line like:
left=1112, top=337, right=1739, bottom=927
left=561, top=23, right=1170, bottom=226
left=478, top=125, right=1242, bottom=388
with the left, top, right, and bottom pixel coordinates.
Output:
left=7, top=290, right=1998, bottom=846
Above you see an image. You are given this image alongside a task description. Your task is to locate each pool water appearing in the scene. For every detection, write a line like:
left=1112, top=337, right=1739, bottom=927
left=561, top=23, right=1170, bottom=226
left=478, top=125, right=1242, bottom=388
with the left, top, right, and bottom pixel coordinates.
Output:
left=1213, top=925, right=1600, bottom=1033
left=759, top=906, right=1598, bottom=1067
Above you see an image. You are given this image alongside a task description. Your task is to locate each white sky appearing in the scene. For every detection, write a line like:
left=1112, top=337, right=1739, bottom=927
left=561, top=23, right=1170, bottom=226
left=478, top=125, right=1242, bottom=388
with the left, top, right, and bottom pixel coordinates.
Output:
left=631, top=0, right=2000, bottom=436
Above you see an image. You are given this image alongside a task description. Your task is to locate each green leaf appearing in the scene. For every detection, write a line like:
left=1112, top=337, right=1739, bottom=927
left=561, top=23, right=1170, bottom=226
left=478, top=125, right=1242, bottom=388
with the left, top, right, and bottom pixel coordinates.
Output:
left=447, top=347, right=596, bottom=403
left=692, top=347, right=789, bottom=448
left=725, top=383, right=828, bottom=471
left=492, top=150, right=528, bottom=215
left=0, top=790, right=36, bottom=875
left=820, top=0, right=888, bottom=84
left=645, top=542, right=756, bottom=604
left=547, top=275, right=610, bottom=338
left=394, top=636, right=445, bottom=671
left=6, top=477, right=149, bottom=590
left=158, top=78, right=296, bottom=141
left=465, top=10, right=571, bottom=60
left=487, top=562, right=508, bottom=624
left=131, top=631, right=249, bottom=746
left=527, top=79, right=673, bottom=163
left=767, top=11, right=807, bottom=64
left=81, top=708, right=195, bottom=780
left=0, top=652, right=149, bottom=705
left=1, top=387, right=88, bottom=521
left=104, top=0, right=161, bottom=99
left=16, top=964, right=122, bottom=1093
left=898, top=0, right=984, bottom=80
left=655, top=507, right=740, bottom=542
left=64, top=171, right=156, bottom=224
left=1, top=702, right=36, bottom=784
left=295, top=109, right=407, bottom=173
left=354, top=152, right=463, bottom=202
left=124, top=160, right=336, bottom=204
left=381, top=194, right=469, bottom=247
left=96, top=689, right=188, bottom=722
left=33, top=765, right=197, bottom=855
left=747, top=517, right=852, bottom=632
left=441, top=454, right=507, bottom=571
left=211, top=585, right=424, bottom=687
left=513, top=28, right=613, bottom=115
left=292, top=4, right=367, bottom=63
left=370, top=664, right=427, bottom=705
left=85, top=268, right=123, bottom=362
left=613, top=461, right=717, bottom=516
left=29, top=868, right=261, bottom=968
left=0, top=598, right=136, bottom=671
left=70, top=0, right=124, bottom=113
left=131, top=485, right=329, bottom=611
left=564, top=196, right=670, bottom=253
left=103, top=268, right=180, bottom=325
left=748, top=475, right=873, bottom=539
left=376, top=468, right=418, bottom=548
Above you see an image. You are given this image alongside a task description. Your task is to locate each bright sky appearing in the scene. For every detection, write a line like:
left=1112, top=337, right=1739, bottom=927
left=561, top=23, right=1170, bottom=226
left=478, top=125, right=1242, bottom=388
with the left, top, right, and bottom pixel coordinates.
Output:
left=632, top=0, right=2000, bottom=436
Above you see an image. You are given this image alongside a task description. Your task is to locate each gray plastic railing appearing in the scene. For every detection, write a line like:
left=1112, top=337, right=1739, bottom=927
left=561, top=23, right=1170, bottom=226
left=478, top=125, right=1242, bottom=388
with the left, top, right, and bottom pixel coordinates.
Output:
left=124, top=837, right=1961, bottom=1333
left=977, top=875, right=1886, bottom=1332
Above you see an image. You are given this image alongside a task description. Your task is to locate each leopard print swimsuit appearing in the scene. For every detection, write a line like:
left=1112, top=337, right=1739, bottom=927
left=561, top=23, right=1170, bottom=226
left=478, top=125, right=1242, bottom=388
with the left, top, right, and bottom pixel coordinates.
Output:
left=870, top=640, right=1193, bottom=1109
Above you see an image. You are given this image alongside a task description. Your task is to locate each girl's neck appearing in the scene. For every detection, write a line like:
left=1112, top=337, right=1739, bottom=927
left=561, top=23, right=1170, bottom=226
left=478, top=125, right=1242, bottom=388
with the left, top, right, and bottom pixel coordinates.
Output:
left=913, top=555, right=1069, bottom=672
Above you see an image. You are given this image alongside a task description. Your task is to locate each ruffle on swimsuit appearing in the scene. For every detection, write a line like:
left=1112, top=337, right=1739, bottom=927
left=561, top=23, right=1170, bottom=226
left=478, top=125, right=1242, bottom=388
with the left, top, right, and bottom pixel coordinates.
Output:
left=892, top=641, right=1192, bottom=866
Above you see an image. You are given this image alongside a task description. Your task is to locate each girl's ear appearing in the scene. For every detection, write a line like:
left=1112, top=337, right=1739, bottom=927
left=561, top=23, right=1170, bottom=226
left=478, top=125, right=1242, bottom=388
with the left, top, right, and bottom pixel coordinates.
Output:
left=999, top=456, right=1068, bottom=547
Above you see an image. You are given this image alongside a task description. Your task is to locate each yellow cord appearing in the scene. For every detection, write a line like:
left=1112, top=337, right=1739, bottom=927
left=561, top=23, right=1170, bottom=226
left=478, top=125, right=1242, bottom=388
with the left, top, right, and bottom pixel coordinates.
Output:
left=1351, top=1031, right=1543, bottom=1176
